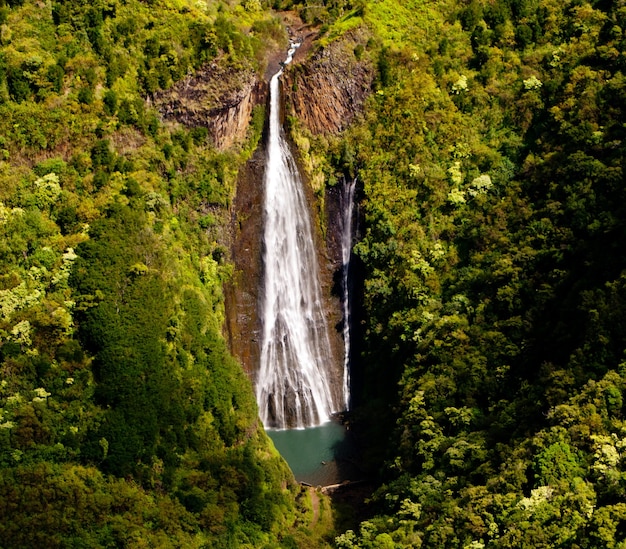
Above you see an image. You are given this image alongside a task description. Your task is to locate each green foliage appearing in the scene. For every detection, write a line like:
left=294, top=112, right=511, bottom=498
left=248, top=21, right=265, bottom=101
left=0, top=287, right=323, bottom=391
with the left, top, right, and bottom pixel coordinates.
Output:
left=5, top=0, right=626, bottom=545
left=321, top=0, right=626, bottom=546
left=0, top=0, right=322, bottom=545
left=0, top=462, right=206, bottom=548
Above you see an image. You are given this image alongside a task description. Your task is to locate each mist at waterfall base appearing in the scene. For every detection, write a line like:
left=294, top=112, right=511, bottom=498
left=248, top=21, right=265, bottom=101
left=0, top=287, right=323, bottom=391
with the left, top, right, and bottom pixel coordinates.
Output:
left=256, top=44, right=358, bottom=483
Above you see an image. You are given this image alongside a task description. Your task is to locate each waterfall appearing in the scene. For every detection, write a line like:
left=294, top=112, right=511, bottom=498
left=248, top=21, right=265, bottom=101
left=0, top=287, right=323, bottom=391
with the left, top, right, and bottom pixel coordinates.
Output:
left=257, top=43, right=338, bottom=430
left=340, top=177, right=357, bottom=411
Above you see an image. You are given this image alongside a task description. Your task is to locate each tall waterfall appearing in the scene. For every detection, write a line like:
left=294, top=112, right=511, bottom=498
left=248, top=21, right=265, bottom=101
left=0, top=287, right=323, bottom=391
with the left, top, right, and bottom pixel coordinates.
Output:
left=340, top=177, right=357, bottom=411
left=256, top=43, right=338, bottom=430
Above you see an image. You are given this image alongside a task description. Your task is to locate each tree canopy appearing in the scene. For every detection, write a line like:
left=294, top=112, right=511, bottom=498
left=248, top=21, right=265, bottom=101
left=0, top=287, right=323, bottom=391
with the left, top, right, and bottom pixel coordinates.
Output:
left=312, top=0, right=626, bottom=546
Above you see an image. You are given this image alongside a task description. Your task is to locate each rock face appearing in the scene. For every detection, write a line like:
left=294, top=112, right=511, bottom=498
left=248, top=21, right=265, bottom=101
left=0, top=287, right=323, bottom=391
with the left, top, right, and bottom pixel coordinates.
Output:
left=225, top=130, right=347, bottom=399
left=224, top=142, right=266, bottom=379
left=153, top=63, right=266, bottom=150
left=284, top=29, right=375, bottom=135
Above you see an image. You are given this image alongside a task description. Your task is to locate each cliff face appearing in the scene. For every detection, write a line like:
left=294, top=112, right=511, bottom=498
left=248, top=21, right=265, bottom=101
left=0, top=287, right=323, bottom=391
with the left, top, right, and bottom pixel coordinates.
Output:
left=224, top=143, right=266, bottom=379
left=225, top=134, right=348, bottom=398
left=153, top=63, right=266, bottom=150
left=153, top=24, right=374, bottom=150
left=284, top=29, right=375, bottom=135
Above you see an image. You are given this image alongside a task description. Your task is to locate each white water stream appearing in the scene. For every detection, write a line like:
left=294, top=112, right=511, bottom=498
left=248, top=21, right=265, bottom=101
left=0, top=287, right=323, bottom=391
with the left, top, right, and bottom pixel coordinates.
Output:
left=256, top=43, right=339, bottom=429
left=340, top=177, right=357, bottom=411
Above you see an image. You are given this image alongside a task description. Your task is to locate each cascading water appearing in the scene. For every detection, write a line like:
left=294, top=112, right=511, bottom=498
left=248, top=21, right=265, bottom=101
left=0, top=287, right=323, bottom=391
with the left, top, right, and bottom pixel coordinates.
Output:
left=256, top=43, right=339, bottom=430
left=340, top=177, right=357, bottom=411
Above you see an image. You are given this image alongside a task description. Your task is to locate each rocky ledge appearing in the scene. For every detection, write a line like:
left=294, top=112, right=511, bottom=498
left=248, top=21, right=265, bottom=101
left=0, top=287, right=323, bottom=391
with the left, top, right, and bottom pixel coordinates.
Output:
left=152, top=61, right=266, bottom=150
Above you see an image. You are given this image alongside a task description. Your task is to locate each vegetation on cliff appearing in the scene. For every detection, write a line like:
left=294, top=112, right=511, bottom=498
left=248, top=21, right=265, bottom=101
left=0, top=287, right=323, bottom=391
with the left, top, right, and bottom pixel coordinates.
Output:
left=3, top=0, right=626, bottom=547
left=0, top=0, right=333, bottom=546
left=313, top=0, right=626, bottom=547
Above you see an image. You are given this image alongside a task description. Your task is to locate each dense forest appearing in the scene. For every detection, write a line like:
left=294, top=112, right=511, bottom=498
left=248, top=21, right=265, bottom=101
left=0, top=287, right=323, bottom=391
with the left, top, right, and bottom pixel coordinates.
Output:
left=322, top=0, right=626, bottom=547
left=1, top=0, right=625, bottom=547
left=0, top=0, right=330, bottom=546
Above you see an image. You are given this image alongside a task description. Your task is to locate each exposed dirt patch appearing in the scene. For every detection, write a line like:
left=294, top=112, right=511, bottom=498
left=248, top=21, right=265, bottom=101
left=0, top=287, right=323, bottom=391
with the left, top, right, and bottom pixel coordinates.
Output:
left=309, top=487, right=320, bottom=526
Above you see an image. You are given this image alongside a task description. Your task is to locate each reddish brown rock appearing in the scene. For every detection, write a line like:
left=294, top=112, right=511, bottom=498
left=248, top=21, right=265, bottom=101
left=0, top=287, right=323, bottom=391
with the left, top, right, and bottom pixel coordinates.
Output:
left=284, top=29, right=375, bottom=135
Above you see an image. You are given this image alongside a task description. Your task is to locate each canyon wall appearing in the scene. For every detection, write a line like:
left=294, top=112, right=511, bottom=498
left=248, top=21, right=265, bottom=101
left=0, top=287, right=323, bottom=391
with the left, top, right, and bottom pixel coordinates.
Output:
left=225, top=29, right=373, bottom=395
left=224, top=142, right=266, bottom=379
left=164, top=26, right=375, bottom=407
left=284, top=29, right=375, bottom=135
left=153, top=63, right=267, bottom=150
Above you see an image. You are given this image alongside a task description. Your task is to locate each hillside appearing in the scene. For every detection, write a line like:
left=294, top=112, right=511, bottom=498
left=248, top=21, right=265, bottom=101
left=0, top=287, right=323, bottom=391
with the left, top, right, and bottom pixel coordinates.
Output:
left=310, top=0, right=626, bottom=547
left=2, top=0, right=626, bottom=547
left=0, top=0, right=334, bottom=546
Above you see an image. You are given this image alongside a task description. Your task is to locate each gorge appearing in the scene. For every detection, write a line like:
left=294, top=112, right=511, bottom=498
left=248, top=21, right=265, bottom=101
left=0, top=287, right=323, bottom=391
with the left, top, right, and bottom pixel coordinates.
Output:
left=225, top=24, right=373, bottom=434
left=4, top=0, right=625, bottom=546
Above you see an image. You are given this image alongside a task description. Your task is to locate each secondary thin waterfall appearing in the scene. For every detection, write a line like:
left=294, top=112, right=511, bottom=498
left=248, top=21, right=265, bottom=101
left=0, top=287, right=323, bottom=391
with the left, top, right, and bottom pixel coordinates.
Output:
left=340, top=177, right=357, bottom=411
left=257, top=43, right=337, bottom=430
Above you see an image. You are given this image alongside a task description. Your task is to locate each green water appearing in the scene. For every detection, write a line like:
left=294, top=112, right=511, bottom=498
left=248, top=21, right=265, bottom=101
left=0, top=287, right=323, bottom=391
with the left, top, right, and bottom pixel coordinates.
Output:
left=268, top=421, right=352, bottom=486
